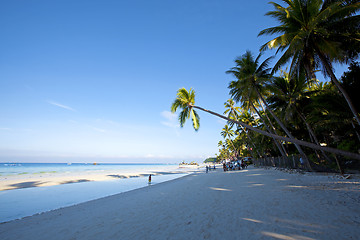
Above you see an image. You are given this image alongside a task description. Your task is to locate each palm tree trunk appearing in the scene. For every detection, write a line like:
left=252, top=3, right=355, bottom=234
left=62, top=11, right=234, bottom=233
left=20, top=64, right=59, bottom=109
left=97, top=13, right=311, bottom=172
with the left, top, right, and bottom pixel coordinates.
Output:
left=318, top=52, right=360, bottom=126
left=228, top=138, right=237, bottom=155
left=306, top=126, right=323, bottom=162
left=228, top=108, right=262, bottom=158
left=351, top=122, right=360, bottom=143
left=250, top=101, right=287, bottom=157
left=239, top=125, right=262, bottom=158
left=254, top=87, right=312, bottom=170
left=295, top=108, right=332, bottom=163
left=190, top=105, right=360, bottom=160
left=333, top=154, right=344, bottom=175
left=257, top=99, right=289, bottom=156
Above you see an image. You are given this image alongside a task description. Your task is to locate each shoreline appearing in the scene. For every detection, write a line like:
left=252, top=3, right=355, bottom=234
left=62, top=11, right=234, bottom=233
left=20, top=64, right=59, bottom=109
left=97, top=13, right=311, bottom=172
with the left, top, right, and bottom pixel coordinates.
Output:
left=0, top=165, right=203, bottom=191
left=1, top=166, right=359, bottom=239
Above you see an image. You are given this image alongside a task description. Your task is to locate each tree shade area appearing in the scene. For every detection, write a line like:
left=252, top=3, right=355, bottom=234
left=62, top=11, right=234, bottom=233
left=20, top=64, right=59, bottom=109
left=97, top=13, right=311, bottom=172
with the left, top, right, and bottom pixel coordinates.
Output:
left=172, top=0, right=360, bottom=173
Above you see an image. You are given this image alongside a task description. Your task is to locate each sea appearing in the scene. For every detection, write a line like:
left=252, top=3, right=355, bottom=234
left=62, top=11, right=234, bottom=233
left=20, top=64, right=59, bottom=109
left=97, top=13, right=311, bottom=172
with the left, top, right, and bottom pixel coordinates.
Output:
left=0, top=162, right=180, bottom=176
left=0, top=162, right=193, bottom=223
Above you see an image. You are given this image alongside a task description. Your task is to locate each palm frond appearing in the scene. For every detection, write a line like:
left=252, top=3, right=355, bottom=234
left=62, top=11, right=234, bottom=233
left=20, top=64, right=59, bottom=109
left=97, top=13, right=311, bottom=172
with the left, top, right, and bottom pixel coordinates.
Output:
left=191, top=109, right=200, bottom=131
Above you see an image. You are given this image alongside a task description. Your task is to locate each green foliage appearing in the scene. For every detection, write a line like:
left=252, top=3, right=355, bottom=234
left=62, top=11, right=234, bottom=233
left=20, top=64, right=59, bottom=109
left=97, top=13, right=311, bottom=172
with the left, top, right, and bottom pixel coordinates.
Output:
left=337, top=139, right=359, bottom=153
left=171, top=88, right=200, bottom=131
left=258, top=0, right=360, bottom=75
left=341, top=62, right=360, bottom=111
left=172, top=1, right=360, bottom=172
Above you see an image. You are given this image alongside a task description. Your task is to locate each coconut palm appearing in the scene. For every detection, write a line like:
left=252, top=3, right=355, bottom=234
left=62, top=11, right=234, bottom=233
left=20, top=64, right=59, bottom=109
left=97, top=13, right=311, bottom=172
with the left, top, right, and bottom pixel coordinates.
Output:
left=224, top=99, right=263, bottom=157
left=217, top=140, right=224, bottom=148
left=307, top=82, right=359, bottom=148
left=170, top=88, right=200, bottom=131
left=227, top=52, right=289, bottom=157
left=258, top=0, right=360, bottom=126
left=171, top=87, right=360, bottom=160
left=227, top=51, right=272, bottom=106
left=227, top=51, right=310, bottom=166
left=238, top=110, right=264, bottom=158
left=254, top=99, right=289, bottom=157
left=224, top=99, right=241, bottom=128
left=221, top=125, right=237, bottom=153
left=267, top=71, right=332, bottom=162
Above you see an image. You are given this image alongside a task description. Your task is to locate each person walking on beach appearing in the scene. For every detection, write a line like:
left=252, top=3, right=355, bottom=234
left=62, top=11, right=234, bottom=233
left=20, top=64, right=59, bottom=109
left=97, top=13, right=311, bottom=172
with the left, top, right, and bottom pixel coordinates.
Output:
left=299, top=157, right=304, bottom=169
left=148, top=174, right=152, bottom=184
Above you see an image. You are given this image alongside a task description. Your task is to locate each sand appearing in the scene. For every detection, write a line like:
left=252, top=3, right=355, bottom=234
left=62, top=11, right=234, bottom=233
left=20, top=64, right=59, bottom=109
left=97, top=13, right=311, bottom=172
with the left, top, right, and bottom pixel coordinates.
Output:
left=0, top=166, right=359, bottom=240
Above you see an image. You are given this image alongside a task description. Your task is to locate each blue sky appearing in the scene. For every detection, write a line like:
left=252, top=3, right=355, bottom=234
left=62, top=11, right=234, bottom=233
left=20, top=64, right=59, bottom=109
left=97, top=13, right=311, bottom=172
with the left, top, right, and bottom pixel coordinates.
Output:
left=0, top=0, right=349, bottom=163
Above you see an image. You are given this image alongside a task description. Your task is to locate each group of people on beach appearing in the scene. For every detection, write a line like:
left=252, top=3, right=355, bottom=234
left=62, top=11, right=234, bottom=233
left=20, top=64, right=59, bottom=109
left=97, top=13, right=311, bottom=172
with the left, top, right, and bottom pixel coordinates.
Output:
left=222, top=158, right=247, bottom=172
left=205, top=165, right=216, bottom=173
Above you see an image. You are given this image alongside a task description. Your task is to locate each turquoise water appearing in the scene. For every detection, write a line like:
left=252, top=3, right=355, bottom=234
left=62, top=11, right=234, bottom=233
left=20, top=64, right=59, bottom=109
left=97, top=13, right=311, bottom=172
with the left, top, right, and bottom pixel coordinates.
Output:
left=0, top=163, right=178, bottom=176
left=0, top=163, right=197, bottom=223
left=0, top=173, right=189, bottom=223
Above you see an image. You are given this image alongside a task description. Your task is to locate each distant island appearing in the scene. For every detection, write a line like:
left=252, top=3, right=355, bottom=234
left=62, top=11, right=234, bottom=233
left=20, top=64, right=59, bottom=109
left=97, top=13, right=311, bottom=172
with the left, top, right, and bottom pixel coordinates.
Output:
left=204, top=157, right=218, bottom=163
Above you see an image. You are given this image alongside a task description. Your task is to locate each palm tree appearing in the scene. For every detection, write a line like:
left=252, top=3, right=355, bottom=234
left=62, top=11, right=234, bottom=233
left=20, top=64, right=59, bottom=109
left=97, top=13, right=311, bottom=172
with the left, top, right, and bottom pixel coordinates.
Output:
left=227, top=51, right=311, bottom=167
left=237, top=110, right=263, bottom=158
left=267, top=71, right=332, bottom=162
left=221, top=125, right=237, bottom=154
left=224, top=99, right=241, bottom=128
left=224, top=99, right=261, bottom=157
left=171, top=87, right=360, bottom=160
left=258, top=0, right=360, bottom=126
left=227, top=52, right=288, bottom=157
left=307, top=81, right=359, bottom=149
left=254, top=99, right=289, bottom=157
left=170, top=88, right=200, bottom=131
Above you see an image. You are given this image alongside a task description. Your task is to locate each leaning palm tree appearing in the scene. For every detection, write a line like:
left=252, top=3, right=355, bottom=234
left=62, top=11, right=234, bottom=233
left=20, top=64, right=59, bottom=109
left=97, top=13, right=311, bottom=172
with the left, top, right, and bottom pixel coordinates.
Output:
left=258, top=0, right=360, bottom=126
left=171, top=87, right=360, bottom=160
left=170, top=88, right=200, bottom=131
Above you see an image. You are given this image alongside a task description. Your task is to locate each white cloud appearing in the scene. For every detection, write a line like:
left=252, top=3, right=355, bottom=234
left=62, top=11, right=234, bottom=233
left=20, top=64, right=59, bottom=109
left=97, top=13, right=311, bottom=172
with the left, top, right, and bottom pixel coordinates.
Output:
left=47, top=100, right=76, bottom=112
left=160, top=111, right=179, bottom=128
left=217, top=119, right=227, bottom=125
left=92, top=127, right=107, bottom=133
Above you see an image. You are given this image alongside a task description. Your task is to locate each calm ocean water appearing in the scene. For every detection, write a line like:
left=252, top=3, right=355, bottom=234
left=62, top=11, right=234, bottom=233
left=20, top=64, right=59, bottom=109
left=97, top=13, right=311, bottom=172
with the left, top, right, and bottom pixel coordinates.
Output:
left=0, top=162, right=195, bottom=223
left=0, top=162, right=178, bottom=176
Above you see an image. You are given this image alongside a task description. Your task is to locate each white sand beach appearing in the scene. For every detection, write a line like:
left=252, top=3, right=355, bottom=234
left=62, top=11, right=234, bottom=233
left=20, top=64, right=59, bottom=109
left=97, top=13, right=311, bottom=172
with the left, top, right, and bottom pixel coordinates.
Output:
left=0, top=166, right=359, bottom=240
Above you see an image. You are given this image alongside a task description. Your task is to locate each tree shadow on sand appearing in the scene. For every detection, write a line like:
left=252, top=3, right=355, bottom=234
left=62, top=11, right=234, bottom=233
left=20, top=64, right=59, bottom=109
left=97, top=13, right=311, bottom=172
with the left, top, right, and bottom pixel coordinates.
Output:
left=61, top=179, right=91, bottom=185
left=107, top=174, right=149, bottom=179
left=4, top=181, right=48, bottom=190
left=107, top=172, right=188, bottom=179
